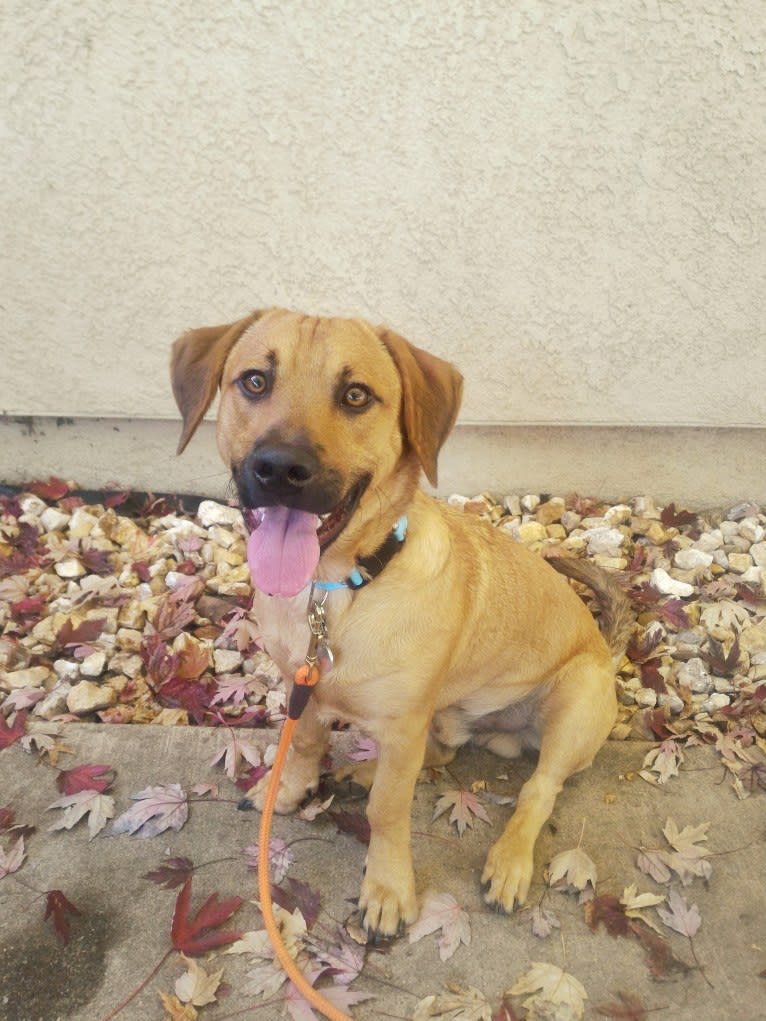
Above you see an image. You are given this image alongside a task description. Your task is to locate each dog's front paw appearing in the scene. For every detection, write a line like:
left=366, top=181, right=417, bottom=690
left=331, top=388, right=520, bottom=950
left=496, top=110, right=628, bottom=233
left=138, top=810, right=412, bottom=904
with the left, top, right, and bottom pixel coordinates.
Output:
left=239, top=763, right=319, bottom=815
left=358, top=869, right=417, bottom=944
left=480, top=835, right=534, bottom=914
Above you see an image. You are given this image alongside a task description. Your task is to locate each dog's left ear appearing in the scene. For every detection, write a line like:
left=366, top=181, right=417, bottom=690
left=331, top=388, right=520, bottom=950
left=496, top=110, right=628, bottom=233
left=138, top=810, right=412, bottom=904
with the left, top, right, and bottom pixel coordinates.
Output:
left=170, top=311, right=264, bottom=454
left=377, top=328, right=463, bottom=487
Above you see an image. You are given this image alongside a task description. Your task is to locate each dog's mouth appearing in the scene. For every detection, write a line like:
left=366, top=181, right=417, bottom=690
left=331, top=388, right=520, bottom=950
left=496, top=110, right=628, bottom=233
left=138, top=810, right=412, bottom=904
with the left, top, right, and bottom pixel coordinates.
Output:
left=242, top=478, right=369, bottom=597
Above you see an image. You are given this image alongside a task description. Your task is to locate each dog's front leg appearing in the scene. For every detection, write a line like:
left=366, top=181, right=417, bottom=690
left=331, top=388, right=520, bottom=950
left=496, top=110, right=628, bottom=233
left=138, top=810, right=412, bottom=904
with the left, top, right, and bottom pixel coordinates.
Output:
left=247, top=699, right=329, bottom=814
left=358, top=721, right=429, bottom=942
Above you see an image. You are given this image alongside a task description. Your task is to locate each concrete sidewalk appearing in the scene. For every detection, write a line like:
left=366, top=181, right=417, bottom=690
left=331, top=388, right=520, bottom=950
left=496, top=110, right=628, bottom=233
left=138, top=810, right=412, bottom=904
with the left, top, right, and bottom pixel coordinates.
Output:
left=1, top=723, right=763, bottom=1021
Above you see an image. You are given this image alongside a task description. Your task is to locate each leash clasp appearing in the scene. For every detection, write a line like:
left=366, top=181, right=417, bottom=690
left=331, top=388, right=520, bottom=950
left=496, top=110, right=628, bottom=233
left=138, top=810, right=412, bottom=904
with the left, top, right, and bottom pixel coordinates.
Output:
left=288, top=588, right=331, bottom=719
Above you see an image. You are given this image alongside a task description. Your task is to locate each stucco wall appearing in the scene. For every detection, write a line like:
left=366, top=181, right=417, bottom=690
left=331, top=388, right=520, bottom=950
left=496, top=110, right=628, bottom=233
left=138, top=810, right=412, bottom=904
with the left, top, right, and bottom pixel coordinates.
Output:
left=1, top=1, right=764, bottom=494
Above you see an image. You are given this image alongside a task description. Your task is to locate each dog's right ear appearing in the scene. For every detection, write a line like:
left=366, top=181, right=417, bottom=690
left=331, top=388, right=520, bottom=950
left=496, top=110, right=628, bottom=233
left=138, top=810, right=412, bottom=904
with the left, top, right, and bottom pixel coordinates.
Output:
left=170, top=311, right=264, bottom=454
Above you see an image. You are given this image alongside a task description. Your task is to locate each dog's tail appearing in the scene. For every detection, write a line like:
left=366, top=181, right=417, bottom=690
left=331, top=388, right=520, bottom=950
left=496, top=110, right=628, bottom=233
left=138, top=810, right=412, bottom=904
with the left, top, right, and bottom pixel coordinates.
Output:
left=548, top=555, right=634, bottom=661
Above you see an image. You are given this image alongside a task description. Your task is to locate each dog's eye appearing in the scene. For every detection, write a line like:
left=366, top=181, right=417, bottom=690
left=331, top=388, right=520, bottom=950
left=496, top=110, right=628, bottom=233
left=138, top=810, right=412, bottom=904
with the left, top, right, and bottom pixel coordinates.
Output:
left=239, top=371, right=268, bottom=397
left=342, top=384, right=371, bottom=410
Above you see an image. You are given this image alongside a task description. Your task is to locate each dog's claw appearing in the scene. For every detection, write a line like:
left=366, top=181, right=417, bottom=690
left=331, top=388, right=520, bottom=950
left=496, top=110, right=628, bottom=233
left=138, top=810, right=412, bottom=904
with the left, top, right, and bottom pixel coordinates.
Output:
left=237, top=797, right=254, bottom=811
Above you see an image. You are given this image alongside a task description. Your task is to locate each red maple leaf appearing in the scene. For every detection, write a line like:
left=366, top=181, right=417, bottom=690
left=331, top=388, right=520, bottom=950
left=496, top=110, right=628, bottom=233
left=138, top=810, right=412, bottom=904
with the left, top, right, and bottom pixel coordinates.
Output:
left=56, top=763, right=114, bottom=795
left=54, top=617, right=106, bottom=654
left=328, top=809, right=371, bottom=845
left=657, top=599, right=690, bottom=630
left=0, top=710, right=27, bottom=750
left=271, top=878, right=321, bottom=928
left=143, top=856, right=195, bottom=889
left=660, top=503, right=698, bottom=529
left=44, top=889, right=82, bottom=943
left=105, top=489, right=131, bottom=508
left=78, top=548, right=115, bottom=577
left=170, top=878, right=243, bottom=956
left=639, top=658, right=666, bottom=694
left=584, top=895, right=630, bottom=938
left=9, top=594, right=48, bottom=627
left=29, top=477, right=70, bottom=501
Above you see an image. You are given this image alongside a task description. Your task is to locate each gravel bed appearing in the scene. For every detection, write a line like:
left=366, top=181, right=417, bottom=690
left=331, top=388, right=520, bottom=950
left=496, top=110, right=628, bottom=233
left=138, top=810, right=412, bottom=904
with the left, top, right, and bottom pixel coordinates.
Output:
left=1, top=482, right=765, bottom=747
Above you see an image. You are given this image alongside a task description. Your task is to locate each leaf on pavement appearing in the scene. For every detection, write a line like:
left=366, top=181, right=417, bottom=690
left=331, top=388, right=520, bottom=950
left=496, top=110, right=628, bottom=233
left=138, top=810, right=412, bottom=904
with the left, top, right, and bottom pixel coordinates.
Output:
left=112, top=784, right=188, bottom=837
left=47, top=790, right=115, bottom=839
left=0, top=710, right=27, bottom=750
left=210, top=733, right=261, bottom=780
left=0, top=836, right=26, bottom=878
left=546, top=846, right=598, bottom=897
left=175, top=954, right=224, bottom=1006
left=530, top=904, right=561, bottom=940
left=432, top=789, right=491, bottom=836
left=584, top=895, right=631, bottom=938
left=171, top=877, right=243, bottom=956
left=159, top=992, right=198, bottom=1021
left=640, top=739, right=684, bottom=785
left=56, top=762, right=114, bottom=795
left=595, top=991, right=647, bottom=1020
left=409, top=891, right=471, bottom=961
left=44, top=889, right=82, bottom=943
left=656, top=887, right=701, bottom=938
left=509, top=962, right=587, bottom=1021
left=144, top=856, right=195, bottom=889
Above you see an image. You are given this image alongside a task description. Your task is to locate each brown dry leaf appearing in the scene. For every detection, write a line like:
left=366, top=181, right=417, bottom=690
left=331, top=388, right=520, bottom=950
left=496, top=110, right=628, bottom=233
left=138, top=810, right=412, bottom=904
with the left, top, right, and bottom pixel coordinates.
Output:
left=174, top=954, right=224, bottom=1006
left=159, top=991, right=197, bottom=1020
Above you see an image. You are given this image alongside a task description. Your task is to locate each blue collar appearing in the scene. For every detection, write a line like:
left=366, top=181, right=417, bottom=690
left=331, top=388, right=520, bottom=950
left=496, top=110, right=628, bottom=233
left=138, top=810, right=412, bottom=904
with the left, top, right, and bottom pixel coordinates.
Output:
left=313, top=516, right=408, bottom=592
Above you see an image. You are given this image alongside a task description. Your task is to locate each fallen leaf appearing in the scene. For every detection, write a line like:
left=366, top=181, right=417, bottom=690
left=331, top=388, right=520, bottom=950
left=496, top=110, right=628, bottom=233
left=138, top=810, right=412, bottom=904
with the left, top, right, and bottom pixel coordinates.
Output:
left=112, top=784, right=189, bottom=837
left=56, top=762, right=114, bottom=795
left=44, top=889, right=81, bottom=943
left=656, top=887, right=701, bottom=938
left=640, top=740, right=684, bottom=785
left=432, top=789, right=491, bottom=836
left=328, top=808, right=370, bottom=845
left=47, top=790, right=115, bottom=839
left=171, top=877, right=243, bottom=956
left=509, top=962, right=587, bottom=1021
left=584, top=895, right=630, bottom=938
left=144, top=856, right=195, bottom=889
left=629, top=921, right=690, bottom=979
left=175, top=954, right=224, bottom=1006
left=303, top=925, right=366, bottom=986
left=210, top=733, right=261, bottom=780
left=546, top=846, right=598, bottom=896
left=408, top=891, right=471, bottom=962
left=159, top=992, right=198, bottom=1020
left=54, top=617, right=106, bottom=653
left=530, top=904, right=561, bottom=940
left=271, top=878, right=321, bottom=929
left=0, top=836, right=25, bottom=878
left=660, top=817, right=712, bottom=885
left=244, top=837, right=294, bottom=884
left=0, top=710, right=27, bottom=750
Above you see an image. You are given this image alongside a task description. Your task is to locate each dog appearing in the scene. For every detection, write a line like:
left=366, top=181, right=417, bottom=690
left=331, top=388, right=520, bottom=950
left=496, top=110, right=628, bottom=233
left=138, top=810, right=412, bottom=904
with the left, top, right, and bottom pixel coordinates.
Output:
left=171, top=307, right=632, bottom=941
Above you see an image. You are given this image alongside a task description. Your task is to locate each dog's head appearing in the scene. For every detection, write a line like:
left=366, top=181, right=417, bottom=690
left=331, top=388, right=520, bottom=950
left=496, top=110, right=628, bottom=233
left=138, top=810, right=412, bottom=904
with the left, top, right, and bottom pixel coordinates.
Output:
left=170, top=308, right=463, bottom=594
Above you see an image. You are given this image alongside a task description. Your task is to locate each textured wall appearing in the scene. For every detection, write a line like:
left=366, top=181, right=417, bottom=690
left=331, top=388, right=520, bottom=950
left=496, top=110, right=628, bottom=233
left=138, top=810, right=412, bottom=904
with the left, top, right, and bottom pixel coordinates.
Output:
left=2, top=0, right=764, bottom=429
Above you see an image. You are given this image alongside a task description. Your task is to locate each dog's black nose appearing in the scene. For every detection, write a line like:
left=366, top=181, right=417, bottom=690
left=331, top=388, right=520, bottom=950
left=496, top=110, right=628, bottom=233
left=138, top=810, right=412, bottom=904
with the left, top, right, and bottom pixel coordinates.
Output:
left=250, top=442, right=319, bottom=494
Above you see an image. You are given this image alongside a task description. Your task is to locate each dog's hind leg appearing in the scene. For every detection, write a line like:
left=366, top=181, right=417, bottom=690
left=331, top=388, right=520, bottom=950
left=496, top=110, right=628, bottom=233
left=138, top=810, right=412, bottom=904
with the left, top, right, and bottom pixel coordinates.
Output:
left=480, top=654, right=617, bottom=913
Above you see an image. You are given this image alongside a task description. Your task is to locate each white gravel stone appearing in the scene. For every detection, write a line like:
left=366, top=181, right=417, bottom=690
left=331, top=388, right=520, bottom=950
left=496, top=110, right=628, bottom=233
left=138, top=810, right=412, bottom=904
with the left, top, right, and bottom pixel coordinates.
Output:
left=213, top=648, right=243, bottom=673
left=634, top=687, right=657, bottom=708
left=53, top=659, right=80, bottom=680
left=503, top=494, right=522, bottom=516
left=650, top=568, right=695, bottom=598
left=68, top=507, right=99, bottom=538
left=674, top=548, right=713, bottom=571
left=693, top=530, right=723, bottom=552
left=738, top=518, right=765, bottom=543
left=585, top=527, right=625, bottom=556
left=67, top=681, right=116, bottom=715
left=676, top=657, right=711, bottom=693
left=448, top=494, right=469, bottom=509
left=36, top=683, right=73, bottom=719
left=55, top=558, right=85, bottom=579
left=197, top=500, right=243, bottom=528
left=604, top=504, right=632, bottom=526
left=749, top=542, right=766, bottom=568
left=19, top=494, right=47, bottom=516
left=80, top=650, right=107, bottom=678
left=40, top=507, right=71, bottom=531
left=728, top=553, right=753, bottom=574
left=521, top=494, right=540, bottom=512
left=658, top=692, right=685, bottom=714
left=632, top=496, right=660, bottom=518
left=700, top=692, right=731, bottom=714
left=560, top=510, right=582, bottom=532
left=2, top=666, right=51, bottom=690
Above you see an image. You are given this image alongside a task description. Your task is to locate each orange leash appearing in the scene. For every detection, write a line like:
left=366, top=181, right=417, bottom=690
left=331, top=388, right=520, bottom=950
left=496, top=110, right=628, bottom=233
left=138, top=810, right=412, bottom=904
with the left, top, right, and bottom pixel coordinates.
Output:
left=257, top=661, right=354, bottom=1021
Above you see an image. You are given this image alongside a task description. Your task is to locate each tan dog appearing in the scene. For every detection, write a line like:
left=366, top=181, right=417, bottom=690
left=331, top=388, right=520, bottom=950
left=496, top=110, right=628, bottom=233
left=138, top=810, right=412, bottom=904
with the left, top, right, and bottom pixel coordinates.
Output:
left=171, top=308, right=632, bottom=941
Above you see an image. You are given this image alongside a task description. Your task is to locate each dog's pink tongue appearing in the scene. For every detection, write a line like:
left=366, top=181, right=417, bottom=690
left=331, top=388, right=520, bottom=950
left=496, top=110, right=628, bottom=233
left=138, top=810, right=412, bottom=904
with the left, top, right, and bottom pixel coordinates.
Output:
left=246, top=506, right=320, bottom=597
